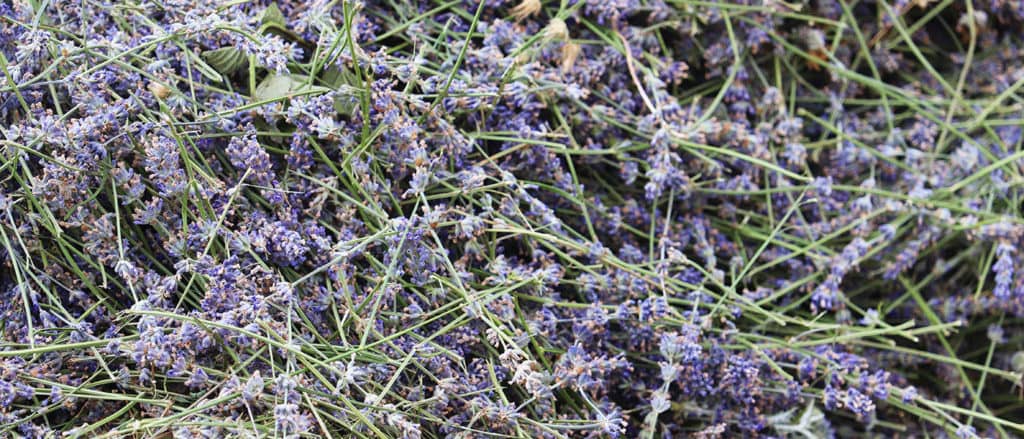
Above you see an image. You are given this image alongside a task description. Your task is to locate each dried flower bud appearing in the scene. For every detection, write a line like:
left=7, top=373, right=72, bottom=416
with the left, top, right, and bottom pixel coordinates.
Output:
left=801, top=27, right=826, bottom=52
left=543, top=18, right=569, bottom=41
left=957, top=10, right=988, bottom=35
left=560, top=42, right=581, bottom=74
left=510, top=0, right=541, bottom=22
left=801, top=27, right=828, bottom=70
left=149, top=82, right=171, bottom=99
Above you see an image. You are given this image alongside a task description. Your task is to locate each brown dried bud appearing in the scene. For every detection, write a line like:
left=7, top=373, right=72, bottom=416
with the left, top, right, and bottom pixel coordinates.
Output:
left=560, top=42, right=581, bottom=74
left=149, top=82, right=171, bottom=99
left=510, top=0, right=541, bottom=22
left=543, top=18, right=569, bottom=42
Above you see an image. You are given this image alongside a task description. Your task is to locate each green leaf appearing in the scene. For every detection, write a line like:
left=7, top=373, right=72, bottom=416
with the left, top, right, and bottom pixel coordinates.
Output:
left=317, top=69, right=362, bottom=115
left=201, top=47, right=248, bottom=76
left=253, top=74, right=330, bottom=102
left=184, top=49, right=223, bottom=83
left=254, top=74, right=301, bottom=102
left=258, top=3, right=304, bottom=42
left=332, top=85, right=361, bottom=116
left=260, top=3, right=287, bottom=29
left=321, top=67, right=362, bottom=89
left=259, top=3, right=295, bottom=36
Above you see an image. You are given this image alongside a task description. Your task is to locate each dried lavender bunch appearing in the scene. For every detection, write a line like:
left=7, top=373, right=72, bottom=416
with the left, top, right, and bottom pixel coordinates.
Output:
left=1, top=0, right=1024, bottom=437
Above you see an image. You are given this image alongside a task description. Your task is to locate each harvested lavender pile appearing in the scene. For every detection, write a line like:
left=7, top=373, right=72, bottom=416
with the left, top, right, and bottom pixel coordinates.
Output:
left=2, top=0, right=1024, bottom=437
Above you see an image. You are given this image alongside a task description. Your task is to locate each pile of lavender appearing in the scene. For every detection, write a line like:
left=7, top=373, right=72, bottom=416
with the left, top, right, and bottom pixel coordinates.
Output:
left=2, top=0, right=1024, bottom=437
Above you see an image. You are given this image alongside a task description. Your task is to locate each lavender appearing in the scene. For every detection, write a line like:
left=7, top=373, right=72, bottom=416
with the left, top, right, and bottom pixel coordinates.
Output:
left=0, top=0, right=1023, bottom=437
left=993, top=242, right=1015, bottom=302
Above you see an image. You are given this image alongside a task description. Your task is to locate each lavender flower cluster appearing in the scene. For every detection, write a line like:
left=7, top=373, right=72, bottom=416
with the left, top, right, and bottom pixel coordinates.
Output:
left=1, top=0, right=1023, bottom=437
